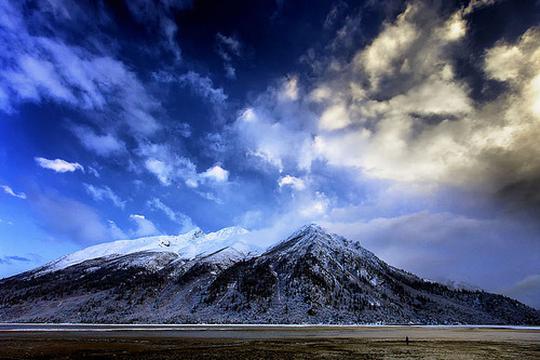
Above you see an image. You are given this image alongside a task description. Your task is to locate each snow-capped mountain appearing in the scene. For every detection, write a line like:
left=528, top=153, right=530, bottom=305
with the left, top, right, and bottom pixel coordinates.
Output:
left=39, top=226, right=253, bottom=273
left=0, top=224, right=538, bottom=325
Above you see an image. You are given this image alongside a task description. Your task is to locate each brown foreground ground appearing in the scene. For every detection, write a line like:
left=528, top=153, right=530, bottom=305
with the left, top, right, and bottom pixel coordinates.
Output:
left=0, top=326, right=538, bottom=359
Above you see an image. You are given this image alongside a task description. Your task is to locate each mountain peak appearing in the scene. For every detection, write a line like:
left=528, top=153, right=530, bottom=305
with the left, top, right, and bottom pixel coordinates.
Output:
left=265, top=223, right=342, bottom=255
left=298, top=223, right=326, bottom=233
left=283, top=223, right=328, bottom=240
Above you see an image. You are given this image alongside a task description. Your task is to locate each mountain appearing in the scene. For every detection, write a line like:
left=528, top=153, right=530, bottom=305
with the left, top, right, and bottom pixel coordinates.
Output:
left=0, top=224, right=538, bottom=324
left=38, top=226, right=253, bottom=274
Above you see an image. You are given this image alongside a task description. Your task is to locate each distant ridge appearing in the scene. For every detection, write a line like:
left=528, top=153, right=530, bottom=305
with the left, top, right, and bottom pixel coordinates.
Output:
left=0, top=224, right=538, bottom=325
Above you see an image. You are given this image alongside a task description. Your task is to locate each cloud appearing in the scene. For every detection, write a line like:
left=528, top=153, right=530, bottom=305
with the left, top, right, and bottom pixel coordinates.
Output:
left=35, top=157, right=84, bottom=173
left=107, top=220, right=127, bottom=240
left=125, top=0, right=188, bottom=61
left=317, top=210, right=540, bottom=306
left=233, top=1, right=540, bottom=216
left=138, top=142, right=196, bottom=186
left=314, top=3, right=540, bottom=200
left=183, top=165, right=229, bottom=189
left=216, top=33, right=241, bottom=56
left=1, top=185, right=27, bottom=199
left=145, top=158, right=174, bottom=186
left=87, top=166, right=100, bottom=178
left=84, top=183, right=126, bottom=209
left=298, top=191, right=330, bottom=218
left=195, top=190, right=223, bottom=204
left=0, top=255, right=31, bottom=264
left=3, top=39, right=160, bottom=135
left=3, top=55, right=76, bottom=104
left=278, top=175, right=306, bottom=191
left=71, top=125, right=126, bottom=157
left=129, top=214, right=160, bottom=237
left=31, top=192, right=111, bottom=244
left=216, top=33, right=242, bottom=79
left=143, top=155, right=197, bottom=187
left=178, top=71, right=228, bottom=105
left=0, top=1, right=162, bottom=157
left=504, top=274, right=540, bottom=309
left=354, top=4, right=420, bottom=91
left=139, top=142, right=230, bottom=189
left=0, top=218, right=14, bottom=225
left=154, top=70, right=227, bottom=106
left=147, top=198, right=196, bottom=232
left=280, top=75, right=299, bottom=101
left=233, top=102, right=316, bottom=173
left=318, top=102, right=350, bottom=130
left=234, top=210, right=263, bottom=228
left=201, top=165, right=229, bottom=183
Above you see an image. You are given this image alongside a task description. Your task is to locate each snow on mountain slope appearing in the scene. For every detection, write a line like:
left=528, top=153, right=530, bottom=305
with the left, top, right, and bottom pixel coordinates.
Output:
left=42, top=226, right=253, bottom=273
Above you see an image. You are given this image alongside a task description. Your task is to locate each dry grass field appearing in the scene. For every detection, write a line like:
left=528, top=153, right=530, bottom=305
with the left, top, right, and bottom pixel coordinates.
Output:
left=0, top=325, right=538, bottom=359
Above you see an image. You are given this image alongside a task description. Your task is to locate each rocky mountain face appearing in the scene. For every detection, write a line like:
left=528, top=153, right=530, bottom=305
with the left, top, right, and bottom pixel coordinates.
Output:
left=0, top=224, right=538, bottom=324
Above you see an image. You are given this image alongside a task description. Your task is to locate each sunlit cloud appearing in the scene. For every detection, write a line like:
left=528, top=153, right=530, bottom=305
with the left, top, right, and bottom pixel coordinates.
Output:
left=35, top=157, right=84, bottom=173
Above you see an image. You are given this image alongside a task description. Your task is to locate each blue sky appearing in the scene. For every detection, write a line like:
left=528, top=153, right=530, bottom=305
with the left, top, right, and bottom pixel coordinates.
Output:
left=0, top=0, right=539, bottom=308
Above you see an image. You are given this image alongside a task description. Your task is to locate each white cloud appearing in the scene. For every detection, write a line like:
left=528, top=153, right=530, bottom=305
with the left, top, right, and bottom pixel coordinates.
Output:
left=155, top=70, right=227, bottom=105
left=4, top=55, right=76, bottom=104
left=238, top=107, right=257, bottom=122
left=35, top=157, right=84, bottom=173
left=185, top=178, right=199, bottom=188
left=201, top=165, right=229, bottom=183
left=234, top=210, right=263, bottom=228
left=319, top=102, right=351, bottom=130
left=179, top=71, right=227, bottom=105
left=195, top=190, right=222, bottom=204
left=147, top=198, right=196, bottom=232
left=139, top=143, right=223, bottom=189
left=145, top=158, right=174, bottom=186
left=233, top=101, right=316, bottom=173
left=1, top=185, right=26, bottom=199
left=108, top=220, right=127, bottom=240
left=354, top=4, right=419, bottom=90
left=280, top=75, right=299, bottom=101
left=278, top=175, right=306, bottom=191
left=129, top=214, right=160, bottom=237
left=233, top=2, right=540, bottom=197
left=71, top=125, right=126, bottom=157
left=87, top=166, right=100, bottom=177
left=298, top=191, right=329, bottom=218
left=142, top=150, right=198, bottom=187
left=84, top=184, right=126, bottom=209
left=0, top=1, right=163, bottom=166
left=0, top=218, right=13, bottom=225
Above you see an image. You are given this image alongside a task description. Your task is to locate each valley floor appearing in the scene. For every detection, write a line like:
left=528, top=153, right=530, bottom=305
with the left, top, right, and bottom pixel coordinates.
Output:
left=0, top=325, right=538, bottom=359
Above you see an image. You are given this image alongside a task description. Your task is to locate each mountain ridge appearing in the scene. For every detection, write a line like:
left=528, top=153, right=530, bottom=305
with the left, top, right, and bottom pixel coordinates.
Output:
left=0, top=224, right=538, bottom=325
left=35, top=226, right=253, bottom=275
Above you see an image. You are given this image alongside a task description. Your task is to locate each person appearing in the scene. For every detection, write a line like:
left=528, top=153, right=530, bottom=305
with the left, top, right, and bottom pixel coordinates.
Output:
left=406, top=336, right=409, bottom=345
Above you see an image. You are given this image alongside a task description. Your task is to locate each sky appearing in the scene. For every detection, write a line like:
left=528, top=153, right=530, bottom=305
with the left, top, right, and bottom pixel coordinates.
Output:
left=0, top=0, right=539, bottom=308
